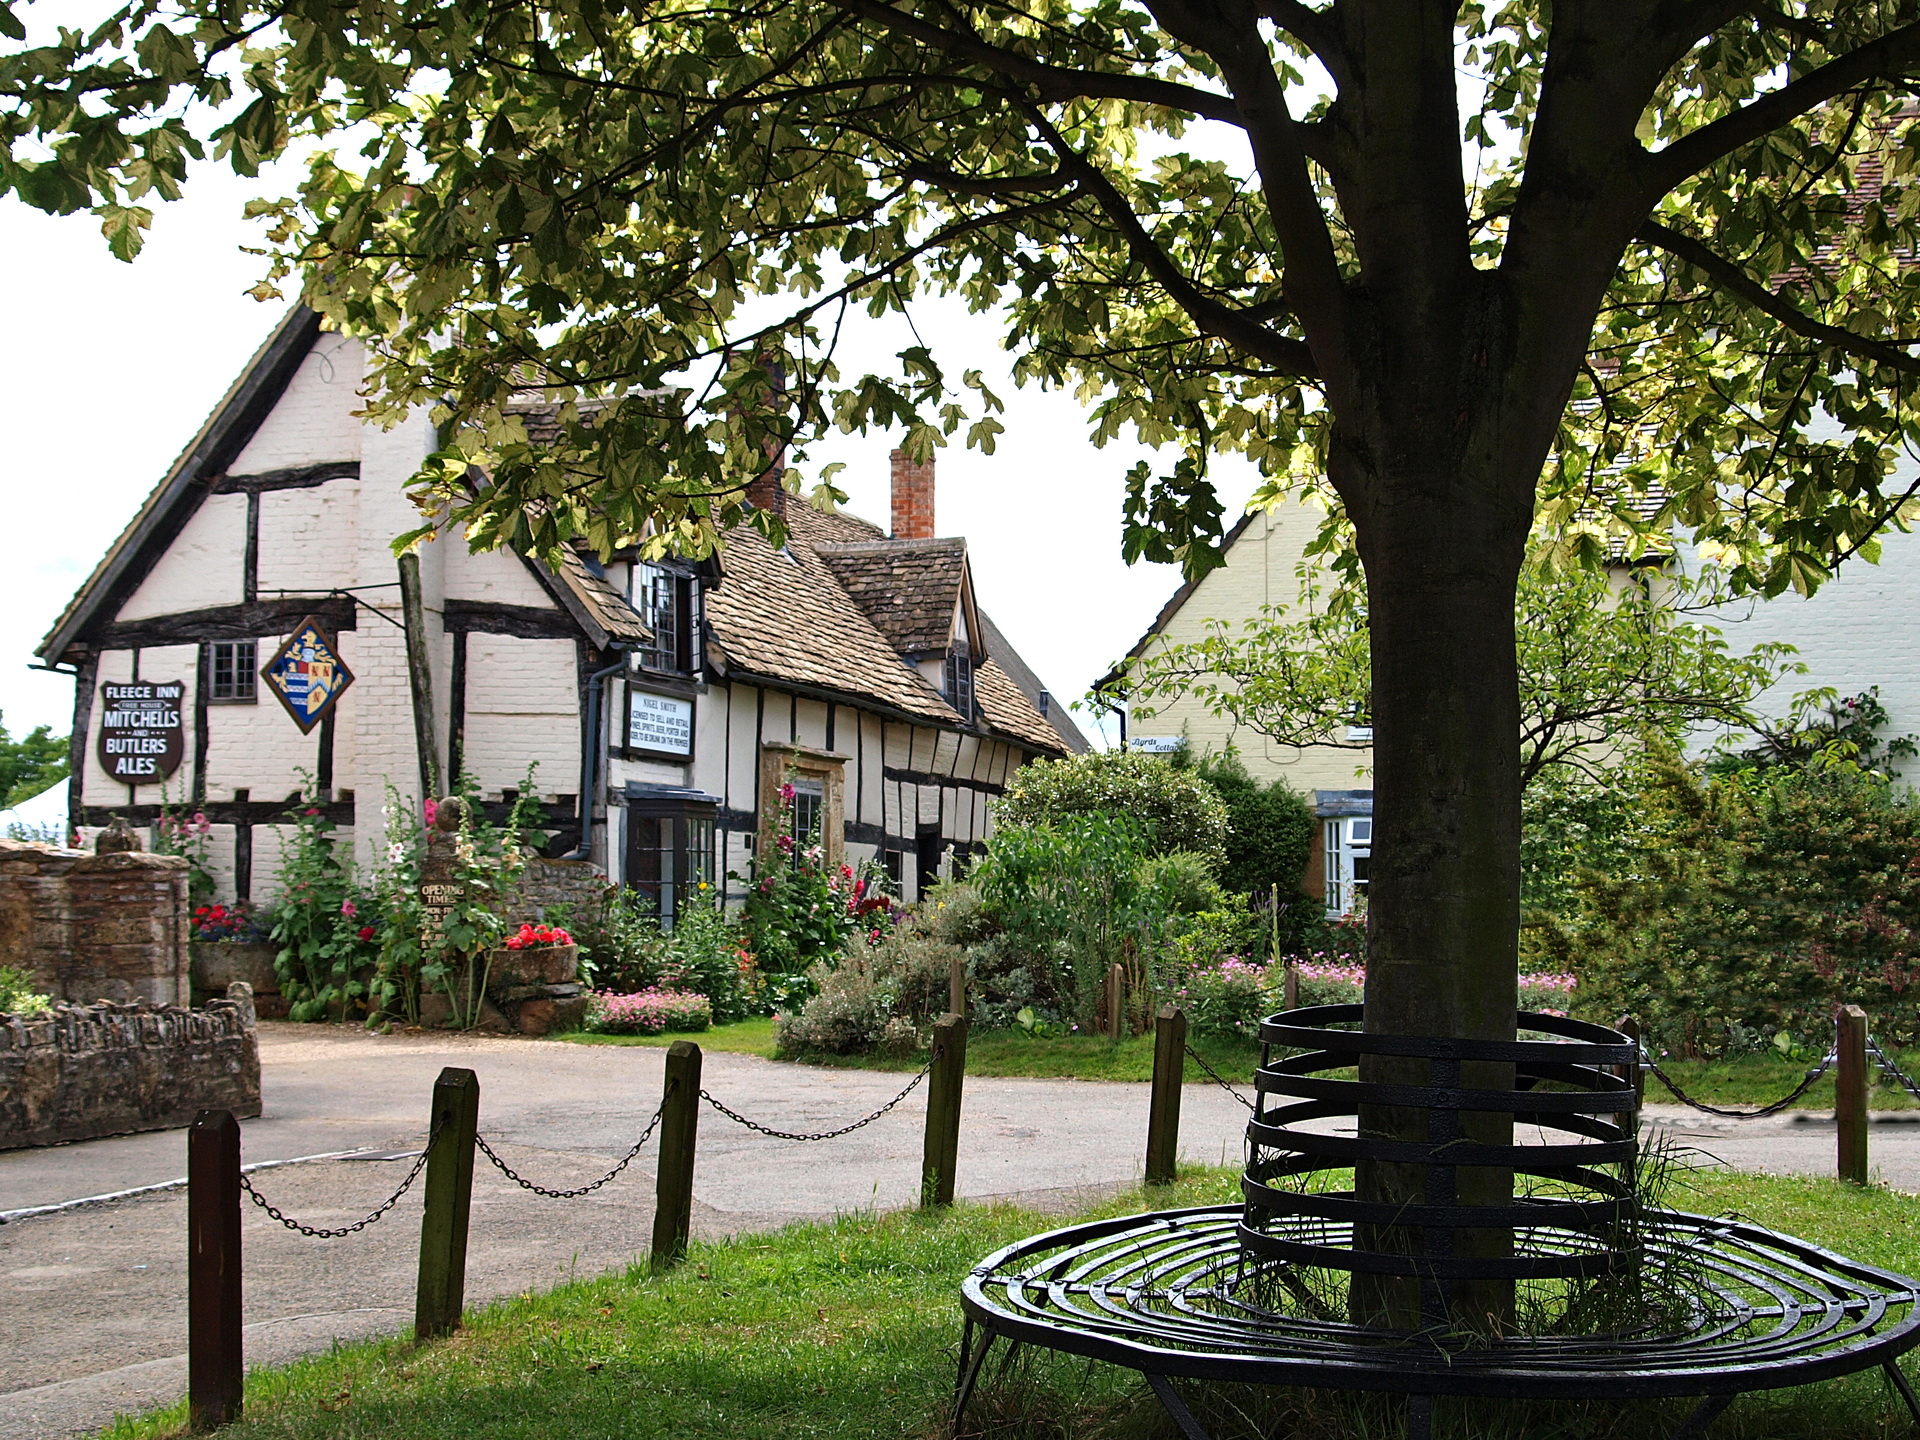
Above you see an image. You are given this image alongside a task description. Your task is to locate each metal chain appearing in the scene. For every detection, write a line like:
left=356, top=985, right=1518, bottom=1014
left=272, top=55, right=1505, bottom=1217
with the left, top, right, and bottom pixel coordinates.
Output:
left=1184, top=1044, right=1257, bottom=1113
left=1641, top=1046, right=1837, bottom=1118
left=699, top=1054, right=936, bottom=1141
left=474, top=1086, right=675, bottom=1199
left=1868, top=1037, right=1920, bottom=1103
left=239, top=1128, right=440, bottom=1239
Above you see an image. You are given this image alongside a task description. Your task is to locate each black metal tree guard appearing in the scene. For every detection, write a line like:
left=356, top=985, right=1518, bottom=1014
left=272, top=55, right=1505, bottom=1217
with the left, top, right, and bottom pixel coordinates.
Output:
left=955, top=1006, right=1920, bottom=1440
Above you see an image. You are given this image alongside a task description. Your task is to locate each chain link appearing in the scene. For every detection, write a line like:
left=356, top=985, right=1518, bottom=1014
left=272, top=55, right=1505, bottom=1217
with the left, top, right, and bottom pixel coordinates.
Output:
left=1641, top=1046, right=1837, bottom=1118
left=1184, top=1045, right=1257, bottom=1113
left=473, top=1087, right=674, bottom=1199
left=239, top=1128, right=440, bottom=1238
left=1868, top=1037, right=1920, bottom=1103
left=700, top=1054, right=936, bottom=1141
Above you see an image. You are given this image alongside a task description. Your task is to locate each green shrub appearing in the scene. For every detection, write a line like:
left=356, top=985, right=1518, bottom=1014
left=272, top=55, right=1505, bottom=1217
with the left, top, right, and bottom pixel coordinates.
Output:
left=1187, top=751, right=1315, bottom=898
left=0, top=964, right=52, bottom=1017
left=775, top=919, right=957, bottom=1055
left=1561, top=742, right=1920, bottom=1052
left=997, top=749, right=1228, bottom=861
left=1177, top=956, right=1268, bottom=1039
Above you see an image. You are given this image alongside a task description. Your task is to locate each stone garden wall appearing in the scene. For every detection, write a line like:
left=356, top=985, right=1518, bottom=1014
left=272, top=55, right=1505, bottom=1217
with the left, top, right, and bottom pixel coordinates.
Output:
left=0, top=839, right=191, bottom=1007
left=0, top=982, right=262, bottom=1150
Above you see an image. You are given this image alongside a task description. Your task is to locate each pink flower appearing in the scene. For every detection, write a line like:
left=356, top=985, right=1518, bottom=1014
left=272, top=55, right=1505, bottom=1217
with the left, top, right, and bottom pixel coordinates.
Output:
left=423, top=799, right=438, bottom=827
left=779, top=782, right=795, bottom=803
left=340, top=900, right=358, bottom=918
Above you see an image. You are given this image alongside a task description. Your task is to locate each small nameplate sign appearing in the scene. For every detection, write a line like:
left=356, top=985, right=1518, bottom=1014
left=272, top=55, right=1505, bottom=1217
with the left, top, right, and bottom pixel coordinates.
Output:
left=628, top=690, right=694, bottom=756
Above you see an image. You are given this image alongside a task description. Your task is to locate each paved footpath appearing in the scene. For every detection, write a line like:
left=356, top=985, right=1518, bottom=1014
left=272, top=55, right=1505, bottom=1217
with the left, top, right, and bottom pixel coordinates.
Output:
left=3, top=1025, right=1917, bottom=1439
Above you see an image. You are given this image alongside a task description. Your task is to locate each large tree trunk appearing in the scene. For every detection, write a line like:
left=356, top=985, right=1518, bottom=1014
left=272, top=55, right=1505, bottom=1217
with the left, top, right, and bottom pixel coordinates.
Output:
left=1341, top=441, right=1531, bottom=1331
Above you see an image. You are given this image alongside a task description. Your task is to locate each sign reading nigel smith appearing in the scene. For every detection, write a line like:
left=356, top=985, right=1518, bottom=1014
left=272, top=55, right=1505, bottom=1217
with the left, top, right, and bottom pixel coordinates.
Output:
left=261, top=618, right=355, bottom=734
left=97, top=680, right=186, bottom=783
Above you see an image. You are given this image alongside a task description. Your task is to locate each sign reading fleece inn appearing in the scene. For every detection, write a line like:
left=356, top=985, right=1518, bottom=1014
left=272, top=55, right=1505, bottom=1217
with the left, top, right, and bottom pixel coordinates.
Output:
left=95, top=681, right=184, bottom=784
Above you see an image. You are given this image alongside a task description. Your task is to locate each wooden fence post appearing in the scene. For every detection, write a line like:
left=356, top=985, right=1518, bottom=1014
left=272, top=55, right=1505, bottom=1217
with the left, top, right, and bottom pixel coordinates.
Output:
left=1106, top=963, right=1125, bottom=1042
left=1837, top=1005, right=1870, bottom=1186
left=188, top=1109, right=243, bottom=1432
left=922, top=1014, right=969, bottom=1208
left=651, top=1040, right=703, bottom=1271
left=949, top=955, right=967, bottom=1020
left=1283, top=965, right=1299, bottom=1013
left=1145, top=1005, right=1187, bottom=1186
left=414, top=1066, right=480, bottom=1340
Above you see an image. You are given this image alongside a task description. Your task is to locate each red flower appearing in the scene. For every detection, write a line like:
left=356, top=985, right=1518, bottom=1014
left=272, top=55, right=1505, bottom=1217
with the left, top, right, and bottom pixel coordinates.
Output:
left=358, top=926, right=376, bottom=942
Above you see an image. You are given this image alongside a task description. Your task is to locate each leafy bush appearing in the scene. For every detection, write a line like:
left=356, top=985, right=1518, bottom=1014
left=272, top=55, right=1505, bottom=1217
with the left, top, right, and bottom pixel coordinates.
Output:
left=971, top=813, right=1159, bottom=1029
left=774, top=918, right=956, bottom=1056
left=1560, top=743, right=1920, bottom=1052
left=269, top=795, right=376, bottom=1022
left=1186, top=751, right=1315, bottom=899
left=997, top=749, right=1228, bottom=861
left=737, top=778, right=890, bottom=976
left=656, top=897, right=756, bottom=1024
left=1177, top=955, right=1268, bottom=1039
left=0, top=964, right=52, bottom=1017
left=586, top=988, right=712, bottom=1034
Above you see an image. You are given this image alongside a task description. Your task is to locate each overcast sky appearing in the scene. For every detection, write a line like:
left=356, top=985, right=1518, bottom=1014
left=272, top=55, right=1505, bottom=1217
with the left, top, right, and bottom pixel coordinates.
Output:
left=0, top=155, right=1267, bottom=752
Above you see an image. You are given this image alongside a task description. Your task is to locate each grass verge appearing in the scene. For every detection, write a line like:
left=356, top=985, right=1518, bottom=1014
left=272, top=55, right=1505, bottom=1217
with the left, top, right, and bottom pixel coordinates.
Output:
left=98, top=1166, right=1920, bottom=1440
left=557, top=1016, right=780, bottom=1057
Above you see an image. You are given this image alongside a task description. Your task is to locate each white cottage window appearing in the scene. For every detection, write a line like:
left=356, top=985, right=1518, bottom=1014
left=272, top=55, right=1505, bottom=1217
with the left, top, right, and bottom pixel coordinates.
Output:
left=1324, top=816, right=1372, bottom=917
left=209, top=640, right=257, bottom=702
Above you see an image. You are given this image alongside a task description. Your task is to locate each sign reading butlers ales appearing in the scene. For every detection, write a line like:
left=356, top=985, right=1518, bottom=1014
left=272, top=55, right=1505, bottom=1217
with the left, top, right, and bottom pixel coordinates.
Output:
left=96, top=681, right=185, bottom=783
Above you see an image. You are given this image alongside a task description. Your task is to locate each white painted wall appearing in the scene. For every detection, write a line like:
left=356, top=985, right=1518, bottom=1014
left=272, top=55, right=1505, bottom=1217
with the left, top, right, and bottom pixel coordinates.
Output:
left=118, top=494, right=247, bottom=619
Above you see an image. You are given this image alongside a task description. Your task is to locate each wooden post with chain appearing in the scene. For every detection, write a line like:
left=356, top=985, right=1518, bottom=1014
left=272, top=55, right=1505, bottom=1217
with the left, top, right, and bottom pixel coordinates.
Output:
left=414, top=1067, right=480, bottom=1340
left=1145, top=1005, right=1187, bottom=1186
left=188, top=1109, right=243, bottom=1431
left=922, top=1014, right=969, bottom=1208
left=949, top=955, right=967, bottom=1020
left=651, top=1040, right=703, bottom=1270
left=1106, top=963, right=1125, bottom=1042
left=1837, top=1005, right=1870, bottom=1186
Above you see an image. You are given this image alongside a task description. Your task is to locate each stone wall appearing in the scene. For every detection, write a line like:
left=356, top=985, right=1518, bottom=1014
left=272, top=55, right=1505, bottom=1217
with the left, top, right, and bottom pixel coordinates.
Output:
left=0, top=983, right=262, bottom=1150
left=0, top=839, right=191, bottom=1007
left=515, top=855, right=609, bottom=929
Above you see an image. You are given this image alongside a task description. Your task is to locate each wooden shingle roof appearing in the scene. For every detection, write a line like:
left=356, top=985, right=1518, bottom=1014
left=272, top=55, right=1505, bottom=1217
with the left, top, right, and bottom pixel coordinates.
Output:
left=815, top=538, right=969, bottom=655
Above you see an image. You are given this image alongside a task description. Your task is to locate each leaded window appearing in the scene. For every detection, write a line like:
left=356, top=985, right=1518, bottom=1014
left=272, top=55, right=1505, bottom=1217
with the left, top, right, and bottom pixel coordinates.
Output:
left=625, top=792, right=718, bottom=927
left=209, top=641, right=256, bottom=702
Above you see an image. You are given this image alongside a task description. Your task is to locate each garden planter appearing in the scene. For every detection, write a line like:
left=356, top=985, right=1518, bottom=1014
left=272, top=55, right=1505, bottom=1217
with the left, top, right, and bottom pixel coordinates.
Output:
left=190, top=941, right=286, bottom=1017
left=486, top=941, right=579, bottom=987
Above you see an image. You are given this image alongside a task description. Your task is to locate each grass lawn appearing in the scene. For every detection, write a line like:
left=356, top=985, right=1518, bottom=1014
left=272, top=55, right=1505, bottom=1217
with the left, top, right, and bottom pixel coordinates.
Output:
left=558, top=1021, right=1920, bottom=1111
left=98, top=1166, right=1920, bottom=1440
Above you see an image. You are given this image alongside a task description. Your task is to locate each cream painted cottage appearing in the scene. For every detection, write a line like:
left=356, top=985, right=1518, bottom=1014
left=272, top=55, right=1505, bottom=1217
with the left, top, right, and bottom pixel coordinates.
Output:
left=38, top=306, right=1085, bottom=911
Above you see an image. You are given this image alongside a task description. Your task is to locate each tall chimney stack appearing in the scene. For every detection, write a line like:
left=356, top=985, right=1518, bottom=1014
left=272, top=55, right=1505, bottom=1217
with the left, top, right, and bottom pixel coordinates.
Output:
left=891, top=449, right=935, bottom=540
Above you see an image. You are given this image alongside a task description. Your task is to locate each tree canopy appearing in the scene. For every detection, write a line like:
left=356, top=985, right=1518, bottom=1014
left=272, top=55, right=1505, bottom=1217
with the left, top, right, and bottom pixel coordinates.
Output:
left=6, top=2, right=1920, bottom=586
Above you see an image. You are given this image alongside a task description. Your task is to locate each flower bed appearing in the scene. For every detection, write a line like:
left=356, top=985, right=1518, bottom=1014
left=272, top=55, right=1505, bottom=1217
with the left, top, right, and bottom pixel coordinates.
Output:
left=1179, top=954, right=1578, bottom=1039
left=586, top=988, right=712, bottom=1035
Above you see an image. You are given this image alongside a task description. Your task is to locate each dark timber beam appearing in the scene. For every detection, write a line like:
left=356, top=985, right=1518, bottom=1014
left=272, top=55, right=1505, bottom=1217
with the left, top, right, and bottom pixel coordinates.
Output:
left=206, top=462, right=360, bottom=494
left=440, top=599, right=579, bottom=639
left=93, top=598, right=356, bottom=649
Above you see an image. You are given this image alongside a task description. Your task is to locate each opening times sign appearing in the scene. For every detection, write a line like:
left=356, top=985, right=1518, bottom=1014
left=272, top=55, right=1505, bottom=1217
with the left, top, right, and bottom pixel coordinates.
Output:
left=97, top=681, right=185, bottom=783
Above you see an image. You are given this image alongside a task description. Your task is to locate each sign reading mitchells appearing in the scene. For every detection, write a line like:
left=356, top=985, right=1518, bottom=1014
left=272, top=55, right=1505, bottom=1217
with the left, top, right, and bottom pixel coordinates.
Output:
left=96, top=681, right=185, bottom=783
left=261, top=618, right=355, bottom=733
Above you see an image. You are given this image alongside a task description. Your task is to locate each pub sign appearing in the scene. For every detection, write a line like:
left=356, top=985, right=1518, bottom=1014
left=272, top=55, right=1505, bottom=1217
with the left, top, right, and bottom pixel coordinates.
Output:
left=96, top=680, right=185, bottom=783
left=262, top=619, right=355, bottom=734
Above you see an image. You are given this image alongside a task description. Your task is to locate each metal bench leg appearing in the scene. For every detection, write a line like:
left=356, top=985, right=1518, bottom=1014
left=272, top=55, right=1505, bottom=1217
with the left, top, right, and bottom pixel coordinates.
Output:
left=1671, top=1393, right=1734, bottom=1440
left=1886, top=1359, right=1920, bottom=1427
left=950, top=1321, right=994, bottom=1440
left=1406, top=1394, right=1433, bottom=1440
left=1144, top=1373, right=1215, bottom=1440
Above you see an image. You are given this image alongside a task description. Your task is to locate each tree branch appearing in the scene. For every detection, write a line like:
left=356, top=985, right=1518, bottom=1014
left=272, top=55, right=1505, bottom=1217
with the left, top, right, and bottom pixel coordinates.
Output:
left=1636, top=218, right=1920, bottom=375
left=1643, top=20, right=1920, bottom=194
left=822, top=0, right=1247, bottom=125
left=1019, top=105, right=1319, bottom=377
left=1259, top=0, right=1353, bottom=90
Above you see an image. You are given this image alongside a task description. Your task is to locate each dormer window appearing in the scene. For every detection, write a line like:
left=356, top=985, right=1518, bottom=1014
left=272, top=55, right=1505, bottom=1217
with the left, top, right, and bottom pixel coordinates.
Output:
left=632, top=563, right=700, bottom=674
left=944, top=645, right=975, bottom=721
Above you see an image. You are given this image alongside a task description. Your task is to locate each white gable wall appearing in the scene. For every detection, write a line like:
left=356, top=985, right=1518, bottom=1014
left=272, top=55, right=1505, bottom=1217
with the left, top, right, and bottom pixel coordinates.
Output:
left=227, top=335, right=364, bottom=473
left=117, top=494, right=249, bottom=619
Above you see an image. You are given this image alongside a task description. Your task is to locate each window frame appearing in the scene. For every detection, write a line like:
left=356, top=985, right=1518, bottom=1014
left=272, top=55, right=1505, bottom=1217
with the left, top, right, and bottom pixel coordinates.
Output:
left=622, top=786, right=720, bottom=927
left=1323, top=815, right=1372, bottom=917
left=944, top=645, right=975, bottom=721
left=629, top=561, right=702, bottom=676
left=757, top=743, right=847, bottom=869
left=207, top=639, right=258, bottom=704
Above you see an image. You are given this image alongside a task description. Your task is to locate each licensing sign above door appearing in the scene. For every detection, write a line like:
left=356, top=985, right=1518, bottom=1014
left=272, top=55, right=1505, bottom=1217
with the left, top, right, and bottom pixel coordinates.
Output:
left=96, top=680, right=185, bottom=784
left=262, top=619, right=355, bottom=734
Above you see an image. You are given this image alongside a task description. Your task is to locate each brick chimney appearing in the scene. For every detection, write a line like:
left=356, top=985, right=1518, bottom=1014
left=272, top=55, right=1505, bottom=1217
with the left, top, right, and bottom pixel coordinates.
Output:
left=891, top=449, right=935, bottom=540
left=745, top=461, right=785, bottom=522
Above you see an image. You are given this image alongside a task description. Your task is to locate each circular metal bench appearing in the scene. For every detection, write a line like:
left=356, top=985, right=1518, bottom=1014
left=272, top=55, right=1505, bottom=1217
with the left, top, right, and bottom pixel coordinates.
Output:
left=955, top=1007, right=1920, bottom=1440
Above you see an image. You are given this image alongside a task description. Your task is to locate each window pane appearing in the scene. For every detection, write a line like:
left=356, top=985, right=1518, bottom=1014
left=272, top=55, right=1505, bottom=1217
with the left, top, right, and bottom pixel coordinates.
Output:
left=210, top=640, right=257, bottom=700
